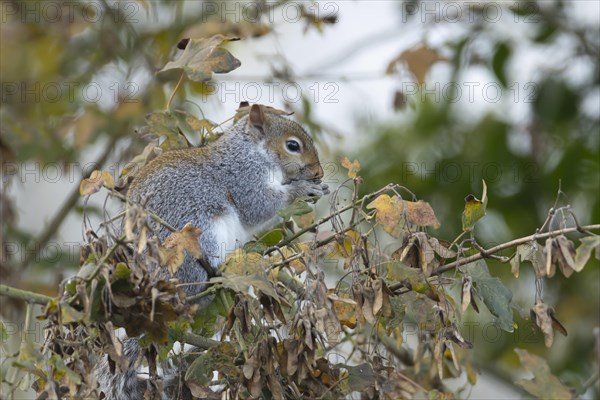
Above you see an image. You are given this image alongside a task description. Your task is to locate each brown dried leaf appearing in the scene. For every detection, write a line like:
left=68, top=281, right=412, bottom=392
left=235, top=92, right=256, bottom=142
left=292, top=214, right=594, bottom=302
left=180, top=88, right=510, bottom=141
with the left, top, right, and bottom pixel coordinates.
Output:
left=158, top=223, right=203, bottom=275
left=137, top=225, right=147, bottom=254
left=544, top=238, right=556, bottom=278
left=531, top=302, right=568, bottom=348
left=531, top=302, right=555, bottom=347
left=361, top=286, right=376, bottom=325
left=555, top=235, right=576, bottom=278
left=445, top=324, right=473, bottom=349
left=178, top=223, right=203, bottom=259
left=403, top=200, right=440, bottom=229
left=461, top=276, right=472, bottom=314
left=511, top=242, right=544, bottom=278
left=415, top=232, right=435, bottom=277
left=158, top=35, right=241, bottom=82
left=387, top=45, right=448, bottom=84
left=574, top=236, right=600, bottom=271
left=282, top=339, right=299, bottom=376
left=429, top=237, right=456, bottom=259
left=292, top=210, right=315, bottom=229
left=434, top=336, right=444, bottom=379
left=367, top=195, right=440, bottom=237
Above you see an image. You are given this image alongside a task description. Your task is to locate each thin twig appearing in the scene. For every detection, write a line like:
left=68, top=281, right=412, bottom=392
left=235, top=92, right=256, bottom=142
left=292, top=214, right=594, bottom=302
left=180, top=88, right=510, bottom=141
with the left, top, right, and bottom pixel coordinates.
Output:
left=107, top=189, right=177, bottom=232
left=180, top=331, right=219, bottom=350
left=435, top=224, right=600, bottom=275
left=18, top=134, right=120, bottom=270
left=264, top=184, right=397, bottom=255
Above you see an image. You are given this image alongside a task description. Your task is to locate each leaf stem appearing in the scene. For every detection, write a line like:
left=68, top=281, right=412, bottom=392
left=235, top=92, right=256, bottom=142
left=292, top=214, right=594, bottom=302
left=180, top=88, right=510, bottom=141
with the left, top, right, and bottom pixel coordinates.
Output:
left=166, top=72, right=185, bottom=113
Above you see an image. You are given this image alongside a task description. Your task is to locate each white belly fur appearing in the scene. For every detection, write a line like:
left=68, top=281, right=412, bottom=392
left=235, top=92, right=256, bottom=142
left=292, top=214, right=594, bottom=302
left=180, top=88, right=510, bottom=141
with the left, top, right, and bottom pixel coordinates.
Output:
left=212, top=210, right=251, bottom=264
left=211, top=164, right=287, bottom=264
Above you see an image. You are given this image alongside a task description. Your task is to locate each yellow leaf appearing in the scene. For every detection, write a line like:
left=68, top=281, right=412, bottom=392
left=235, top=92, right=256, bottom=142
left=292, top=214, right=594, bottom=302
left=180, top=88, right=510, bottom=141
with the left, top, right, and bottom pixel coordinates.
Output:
left=340, top=156, right=361, bottom=179
left=331, top=297, right=357, bottom=329
left=79, top=170, right=115, bottom=196
left=292, top=210, right=315, bottom=229
left=367, top=195, right=440, bottom=236
left=223, top=249, right=265, bottom=275
left=462, top=180, right=488, bottom=231
left=366, top=194, right=403, bottom=237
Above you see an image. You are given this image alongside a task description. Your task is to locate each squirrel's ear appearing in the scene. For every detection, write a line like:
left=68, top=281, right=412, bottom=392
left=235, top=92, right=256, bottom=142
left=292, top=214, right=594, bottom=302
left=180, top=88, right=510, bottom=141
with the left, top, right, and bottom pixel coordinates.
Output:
left=248, top=104, right=266, bottom=134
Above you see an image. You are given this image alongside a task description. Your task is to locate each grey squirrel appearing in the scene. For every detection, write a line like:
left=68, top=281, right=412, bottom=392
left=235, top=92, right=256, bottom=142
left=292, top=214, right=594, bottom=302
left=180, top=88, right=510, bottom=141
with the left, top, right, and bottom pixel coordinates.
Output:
left=96, top=104, right=329, bottom=399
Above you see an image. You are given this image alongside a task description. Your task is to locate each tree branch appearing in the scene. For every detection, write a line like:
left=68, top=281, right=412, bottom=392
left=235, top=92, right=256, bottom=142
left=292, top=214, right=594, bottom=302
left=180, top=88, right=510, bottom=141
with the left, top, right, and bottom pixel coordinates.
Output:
left=434, top=224, right=600, bottom=275
left=0, top=284, right=52, bottom=305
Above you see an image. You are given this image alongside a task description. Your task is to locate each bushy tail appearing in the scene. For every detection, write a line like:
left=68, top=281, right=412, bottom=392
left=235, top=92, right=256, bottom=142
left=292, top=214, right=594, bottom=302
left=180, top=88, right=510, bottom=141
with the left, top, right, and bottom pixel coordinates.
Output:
left=95, top=337, right=193, bottom=400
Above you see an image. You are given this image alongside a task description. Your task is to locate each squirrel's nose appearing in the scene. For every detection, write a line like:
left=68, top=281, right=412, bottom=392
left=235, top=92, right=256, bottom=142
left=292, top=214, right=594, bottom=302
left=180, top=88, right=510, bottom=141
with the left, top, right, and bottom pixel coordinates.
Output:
left=312, top=163, right=324, bottom=180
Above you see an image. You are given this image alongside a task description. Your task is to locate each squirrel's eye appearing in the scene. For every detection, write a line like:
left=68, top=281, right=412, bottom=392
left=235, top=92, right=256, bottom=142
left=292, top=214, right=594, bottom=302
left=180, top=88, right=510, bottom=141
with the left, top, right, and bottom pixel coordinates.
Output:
left=286, top=139, right=301, bottom=153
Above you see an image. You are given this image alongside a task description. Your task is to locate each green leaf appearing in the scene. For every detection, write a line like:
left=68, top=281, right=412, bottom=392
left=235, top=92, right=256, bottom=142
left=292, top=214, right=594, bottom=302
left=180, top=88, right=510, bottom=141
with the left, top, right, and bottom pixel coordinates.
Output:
left=185, top=350, right=213, bottom=387
left=533, top=79, right=579, bottom=127
left=514, top=348, right=574, bottom=399
left=185, top=342, right=239, bottom=398
left=243, top=240, right=268, bottom=254
left=463, top=260, right=513, bottom=332
left=212, top=273, right=279, bottom=300
left=76, top=263, right=97, bottom=280
left=0, top=321, right=8, bottom=342
left=158, top=35, right=241, bottom=82
left=259, top=229, right=284, bottom=247
left=159, top=321, right=188, bottom=361
left=341, top=363, right=375, bottom=392
left=386, top=261, right=429, bottom=293
left=60, top=303, right=86, bottom=324
left=277, top=199, right=313, bottom=221
left=492, top=42, right=511, bottom=87
left=534, top=23, right=557, bottom=43
left=191, top=291, right=232, bottom=338
left=113, top=262, right=131, bottom=280
left=144, top=111, right=189, bottom=150
left=462, top=180, right=488, bottom=232
left=48, top=353, right=82, bottom=386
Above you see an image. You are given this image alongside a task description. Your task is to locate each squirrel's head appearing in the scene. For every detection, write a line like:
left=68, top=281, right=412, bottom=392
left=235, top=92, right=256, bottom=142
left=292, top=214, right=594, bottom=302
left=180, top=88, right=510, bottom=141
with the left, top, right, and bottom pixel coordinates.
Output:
left=247, top=104, right=324, bottom=182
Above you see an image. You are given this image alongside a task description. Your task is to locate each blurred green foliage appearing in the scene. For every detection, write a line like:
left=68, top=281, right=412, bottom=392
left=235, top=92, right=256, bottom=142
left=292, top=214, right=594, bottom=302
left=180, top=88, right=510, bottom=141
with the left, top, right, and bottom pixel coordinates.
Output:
left=354, top=0, right=600, bottom=388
